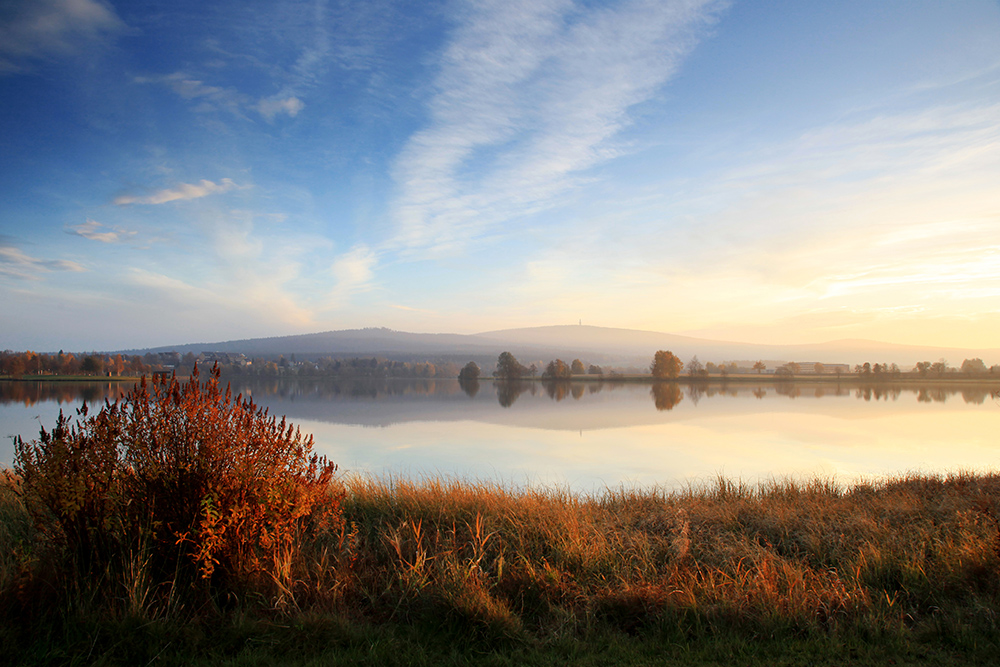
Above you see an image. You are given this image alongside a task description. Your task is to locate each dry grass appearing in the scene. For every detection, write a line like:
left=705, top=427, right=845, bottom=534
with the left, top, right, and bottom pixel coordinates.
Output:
left=4, top=470, right=1000, bottom=663
left=309, top=472, right=1000, bottom=642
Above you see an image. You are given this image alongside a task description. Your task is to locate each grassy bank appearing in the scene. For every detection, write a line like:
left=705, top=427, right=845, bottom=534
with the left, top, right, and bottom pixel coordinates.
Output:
left=3, top=471, right=1000, bottom=665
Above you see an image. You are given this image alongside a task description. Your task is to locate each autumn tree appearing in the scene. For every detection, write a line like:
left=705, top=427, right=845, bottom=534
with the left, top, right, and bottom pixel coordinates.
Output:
left=543, top=359, right=572, bottom=380
left=587, top=364, right=603, bottom=375
left=570, top=359, right=586, bottom=375
left=651, top=350, right=682, bottom=379
left=495, top=352, right=526, bottom=380
left=752, top=360, right=766, bottom=374
left=814, top=362, right=825, bottom=375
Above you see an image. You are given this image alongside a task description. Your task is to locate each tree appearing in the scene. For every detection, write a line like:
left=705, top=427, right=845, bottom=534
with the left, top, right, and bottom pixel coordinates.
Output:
left=650, top=350, right=682, bottom=379
left=961, top=358, right=988, bottom=375
left=786, top=362, right=801, bottom=374
left=542, top=359, right=571, bottom=379
left=570, top=359, right=586, bottom=375
left=752, top=361, right=766, bottom=375
left=915, top=361, right=931, bottom=377
left=458, top=361, right=481, bottom=381
left=587, top=364, right=603, bottom=375
left=687, top=356, right=704, bottom=377
left=813, top=362, right=825, bottom=375
left=81, top=354, right=104, bottom=376
left=930, top=360, right=948, bottom=376
left=495, top=352, right=525, bottom=380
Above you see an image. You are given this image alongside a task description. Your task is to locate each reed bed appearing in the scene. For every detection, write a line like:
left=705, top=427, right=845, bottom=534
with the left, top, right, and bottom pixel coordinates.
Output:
left=4, top=469, right=1000, bottom=664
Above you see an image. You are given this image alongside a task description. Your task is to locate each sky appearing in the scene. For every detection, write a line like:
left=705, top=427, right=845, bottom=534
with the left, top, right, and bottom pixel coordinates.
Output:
left=1, top=0, right=999, bottom=352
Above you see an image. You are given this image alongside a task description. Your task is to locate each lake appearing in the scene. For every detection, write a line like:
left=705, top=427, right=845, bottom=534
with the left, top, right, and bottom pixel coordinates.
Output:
left=2, top=378, right=998, bottom=492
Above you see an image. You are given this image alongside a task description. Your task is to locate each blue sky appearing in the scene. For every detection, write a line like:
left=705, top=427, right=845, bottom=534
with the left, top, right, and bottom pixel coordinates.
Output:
left=2, top=0, right=999, bottom=352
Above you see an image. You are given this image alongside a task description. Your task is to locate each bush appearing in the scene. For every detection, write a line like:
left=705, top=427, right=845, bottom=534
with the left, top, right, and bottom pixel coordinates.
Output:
left=12, top=365, right=341, bottom=606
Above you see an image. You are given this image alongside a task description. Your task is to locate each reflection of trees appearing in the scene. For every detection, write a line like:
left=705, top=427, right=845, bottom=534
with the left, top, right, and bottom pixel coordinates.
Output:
left=496, top=380, right=530, bottom=408
left=962, top=389, right=987, bottom=405
left=917, top=388, right=948, bottom=403
left=587, top=383, right=604, bottom=395
left=752, top=388, right=767, bottom=400
left=458, top=377, right=480, bottom=398
left=686, top=384, right=705, bottom=406
left=543, top=380, right=571, bottom=402
left=0, top=381, right=133, bottom=408
left=571, top=384, right=585, bottom=400
left=651, top=383, right=683, bottom=411
left=774, top=383, right=801, bottom=398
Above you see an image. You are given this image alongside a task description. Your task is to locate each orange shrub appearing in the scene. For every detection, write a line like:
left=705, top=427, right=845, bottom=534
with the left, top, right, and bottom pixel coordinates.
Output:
left=13, top=365, right=341, bottom=602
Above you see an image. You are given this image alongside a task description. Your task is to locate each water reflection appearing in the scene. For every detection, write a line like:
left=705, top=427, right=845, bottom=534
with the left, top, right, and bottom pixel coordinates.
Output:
left=3, top=379, right=1000, bottom=491
left=651, top=383, right=683, bottom=411
left=458, top=376, right=480, bottom=398
left=496, top=380, right=531, bottom=407
left=3, top=379, right=998, bottom=413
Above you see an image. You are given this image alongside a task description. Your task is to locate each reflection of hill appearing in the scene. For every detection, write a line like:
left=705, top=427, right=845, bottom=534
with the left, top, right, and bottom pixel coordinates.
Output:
left=219, top=379, right=997, bottom=432
left=2, top=379, right=994, bottom=435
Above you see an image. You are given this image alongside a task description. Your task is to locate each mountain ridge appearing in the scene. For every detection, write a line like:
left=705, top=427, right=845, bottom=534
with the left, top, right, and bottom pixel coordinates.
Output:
left=121, top=325, right=999, bottom=369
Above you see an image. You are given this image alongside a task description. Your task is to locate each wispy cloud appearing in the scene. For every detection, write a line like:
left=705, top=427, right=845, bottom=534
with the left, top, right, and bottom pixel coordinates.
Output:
left=0, top=237, right=85, bottom=279
left=257, top=96, right=305, bottom=120
left=68, top=219, right=136, bottom=243
left=0, top=0, right=125, bottom=74
left=327, top=244, right=377, bottom=306
left=390, top=0, right=725, bottom=255
left=114, top=178, right=242, bottom=205
left=134, top=72, right=251, bottom=116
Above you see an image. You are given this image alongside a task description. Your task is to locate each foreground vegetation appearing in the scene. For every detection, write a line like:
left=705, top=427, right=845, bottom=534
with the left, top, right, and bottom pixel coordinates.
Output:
left=6, top=471, right=1000, bottom=664
left=4, top=368, right=1000, bottom=664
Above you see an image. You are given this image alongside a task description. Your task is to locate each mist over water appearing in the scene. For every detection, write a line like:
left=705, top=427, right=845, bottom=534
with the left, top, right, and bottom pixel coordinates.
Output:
left=2, top=378, right=998, bottom=492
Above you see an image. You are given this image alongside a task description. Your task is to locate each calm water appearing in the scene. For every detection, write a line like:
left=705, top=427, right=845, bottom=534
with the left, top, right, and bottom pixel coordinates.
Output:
left=2, top=378, right=998, bottom=492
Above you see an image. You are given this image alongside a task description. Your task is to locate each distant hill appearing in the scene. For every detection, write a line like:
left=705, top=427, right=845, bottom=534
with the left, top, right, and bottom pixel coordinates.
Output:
left=124, top=325, right=1000, bottom=369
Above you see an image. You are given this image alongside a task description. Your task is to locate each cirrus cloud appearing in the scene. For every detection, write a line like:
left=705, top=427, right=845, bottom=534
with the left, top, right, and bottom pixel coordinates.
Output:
left=68, top=219, right=136, bottom=243
left=0, top=236, right=85, bottom=279
left=114, top=178, right=242, bottom=206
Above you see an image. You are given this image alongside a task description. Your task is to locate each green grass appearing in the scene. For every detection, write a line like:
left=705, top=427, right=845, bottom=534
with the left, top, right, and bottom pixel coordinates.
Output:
left=4, top=472, right=1000, bottom=665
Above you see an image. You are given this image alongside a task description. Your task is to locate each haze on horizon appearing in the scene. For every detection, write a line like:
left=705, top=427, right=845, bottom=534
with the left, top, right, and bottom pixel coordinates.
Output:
left=2, top=0, right=998, bottom=353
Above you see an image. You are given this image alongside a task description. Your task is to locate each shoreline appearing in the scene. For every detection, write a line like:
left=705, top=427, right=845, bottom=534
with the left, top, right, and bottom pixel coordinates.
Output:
left=3, top=373, right=999, bottom=385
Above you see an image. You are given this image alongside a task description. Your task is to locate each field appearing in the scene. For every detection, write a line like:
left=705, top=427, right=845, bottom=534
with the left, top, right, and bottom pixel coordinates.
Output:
left=4, top=470, right=1000, bottom=665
